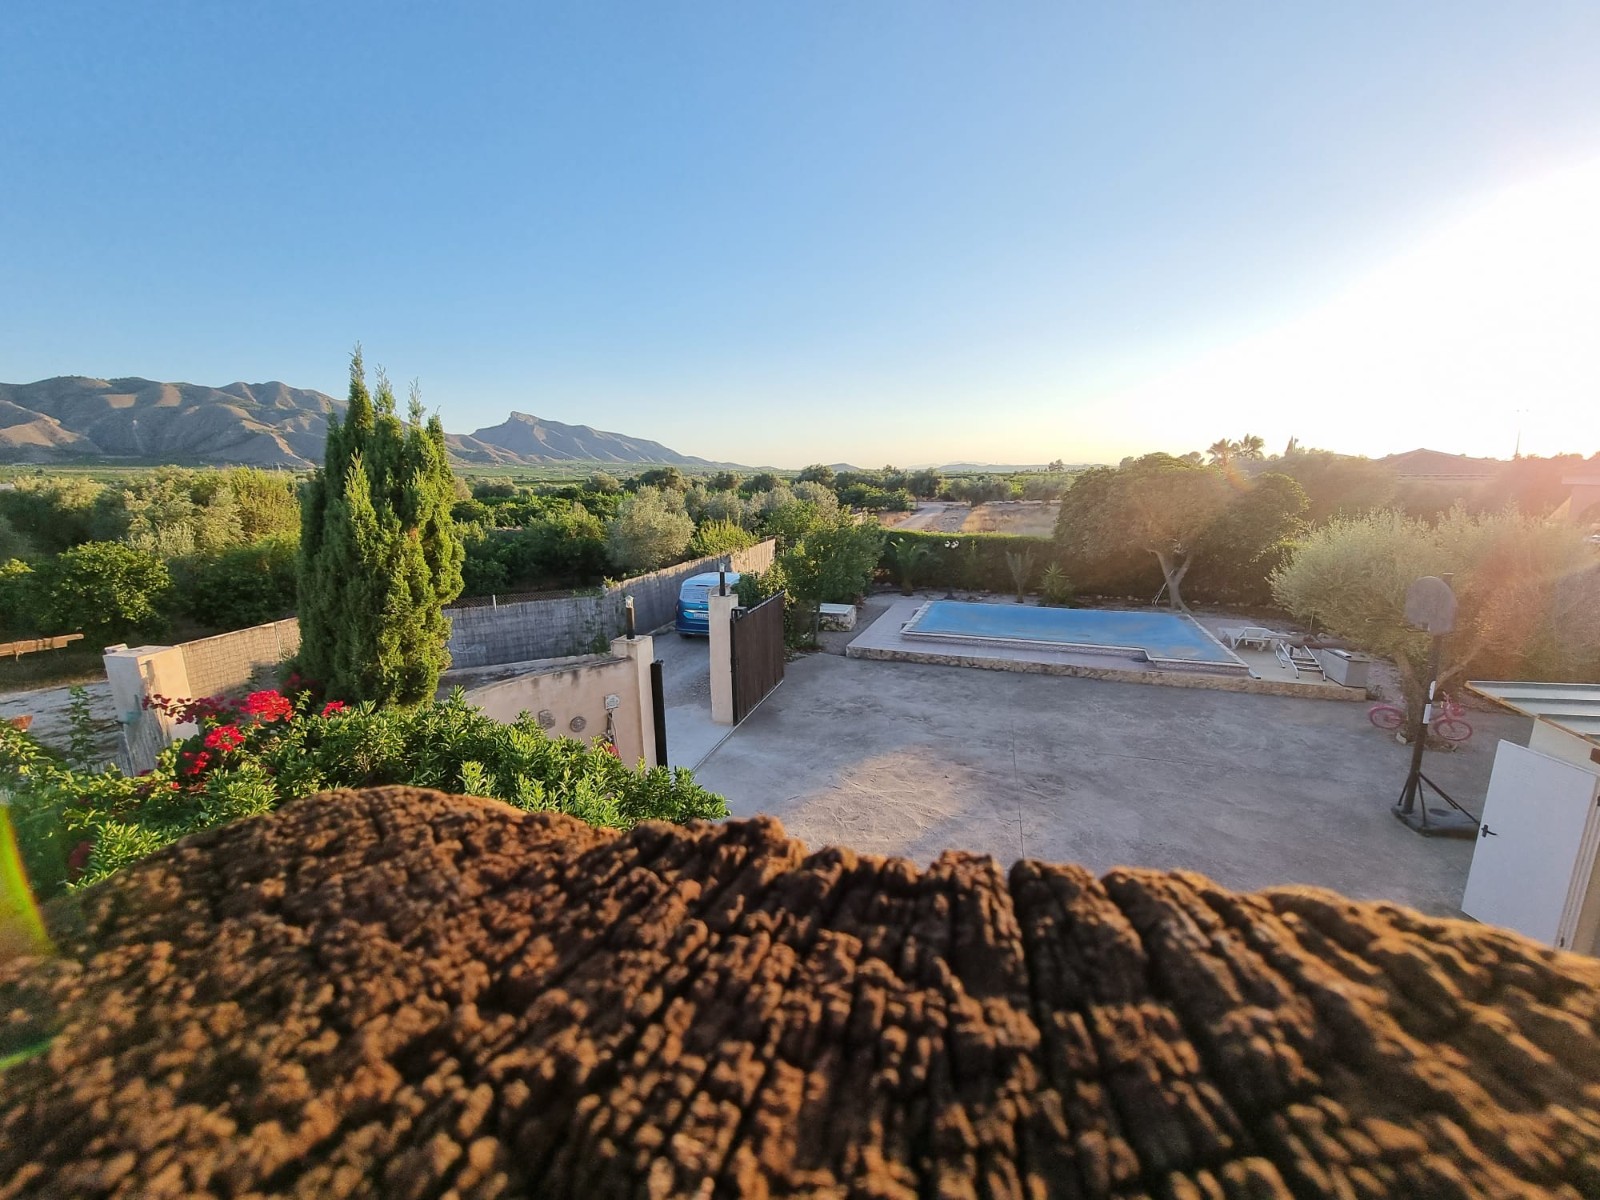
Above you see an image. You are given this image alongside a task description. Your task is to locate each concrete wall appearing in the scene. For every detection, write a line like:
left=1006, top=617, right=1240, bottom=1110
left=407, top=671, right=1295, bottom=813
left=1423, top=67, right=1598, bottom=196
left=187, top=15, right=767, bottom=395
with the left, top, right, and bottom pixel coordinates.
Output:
left=181, top=619, right=301, bottom=698
left=461, top=635, right=657, bottom=766
left=443, top=539, right=776, bottom=669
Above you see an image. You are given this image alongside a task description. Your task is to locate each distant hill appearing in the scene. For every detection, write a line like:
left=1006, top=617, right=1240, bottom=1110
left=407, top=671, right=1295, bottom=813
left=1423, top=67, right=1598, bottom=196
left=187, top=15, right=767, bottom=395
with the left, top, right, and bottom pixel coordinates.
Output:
left=449, top=412, right=715, bottom=468
left=0, top=376, right=719, bottom=469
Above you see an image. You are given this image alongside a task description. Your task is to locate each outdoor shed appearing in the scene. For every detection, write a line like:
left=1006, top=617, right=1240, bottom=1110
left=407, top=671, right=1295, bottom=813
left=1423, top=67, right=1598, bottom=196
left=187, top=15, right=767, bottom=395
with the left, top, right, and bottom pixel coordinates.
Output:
left=1464, top=681, right=1600, bottom=955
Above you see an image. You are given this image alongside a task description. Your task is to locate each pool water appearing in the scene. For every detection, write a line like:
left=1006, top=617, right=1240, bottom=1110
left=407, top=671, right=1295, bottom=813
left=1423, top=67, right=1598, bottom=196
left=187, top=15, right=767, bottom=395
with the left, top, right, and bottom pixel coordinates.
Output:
left=900, top=601, right=1244, bottom=670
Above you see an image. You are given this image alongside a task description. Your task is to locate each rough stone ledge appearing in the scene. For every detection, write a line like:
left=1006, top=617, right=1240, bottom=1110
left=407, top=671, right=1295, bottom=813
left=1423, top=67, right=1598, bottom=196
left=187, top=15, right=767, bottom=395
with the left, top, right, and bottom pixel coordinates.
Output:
left=2, top=786, right=1595, bottom=1199
left=847, top=642, right=1367, bottom=700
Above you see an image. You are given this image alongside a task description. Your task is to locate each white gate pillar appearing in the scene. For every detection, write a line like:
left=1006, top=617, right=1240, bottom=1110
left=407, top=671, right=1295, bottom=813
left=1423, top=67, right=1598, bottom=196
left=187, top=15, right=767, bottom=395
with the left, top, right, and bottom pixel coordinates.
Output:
left=708, top=592, right=738, bottom=725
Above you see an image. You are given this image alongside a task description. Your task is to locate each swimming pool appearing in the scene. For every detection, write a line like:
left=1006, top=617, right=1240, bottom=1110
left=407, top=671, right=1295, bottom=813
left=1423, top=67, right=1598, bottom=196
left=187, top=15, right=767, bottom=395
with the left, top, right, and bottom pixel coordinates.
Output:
left=900, top=601, right=1249, bottom=674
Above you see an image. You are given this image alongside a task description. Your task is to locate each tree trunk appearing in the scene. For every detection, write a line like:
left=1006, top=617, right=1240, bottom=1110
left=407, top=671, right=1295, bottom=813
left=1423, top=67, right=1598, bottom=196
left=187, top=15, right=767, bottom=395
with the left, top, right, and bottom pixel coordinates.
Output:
left=1153, top=550, right=1192, bottom=612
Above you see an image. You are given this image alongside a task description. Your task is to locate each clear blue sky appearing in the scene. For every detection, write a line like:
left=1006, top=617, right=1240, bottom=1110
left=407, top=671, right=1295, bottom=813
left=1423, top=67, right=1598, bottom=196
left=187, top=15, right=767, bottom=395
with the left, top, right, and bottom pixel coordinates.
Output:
left=5, top=3, right=1599, bottom=466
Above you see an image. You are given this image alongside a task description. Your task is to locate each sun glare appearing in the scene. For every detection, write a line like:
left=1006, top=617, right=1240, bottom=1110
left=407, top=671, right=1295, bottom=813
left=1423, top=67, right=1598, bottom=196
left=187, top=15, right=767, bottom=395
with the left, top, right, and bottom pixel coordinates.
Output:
left=1089, top=160, right=1600, bottom=460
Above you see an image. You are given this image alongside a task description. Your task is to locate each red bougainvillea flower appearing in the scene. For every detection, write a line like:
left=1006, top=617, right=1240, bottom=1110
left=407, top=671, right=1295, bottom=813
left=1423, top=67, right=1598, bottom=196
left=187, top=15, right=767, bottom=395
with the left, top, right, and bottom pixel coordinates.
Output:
left=241, top=690, right=293, bottom=723
left=320, top=700, right=347, bottom=717
left=182, top=749, right=213, bottom=776
left=203, top=725, right=245, bottom=752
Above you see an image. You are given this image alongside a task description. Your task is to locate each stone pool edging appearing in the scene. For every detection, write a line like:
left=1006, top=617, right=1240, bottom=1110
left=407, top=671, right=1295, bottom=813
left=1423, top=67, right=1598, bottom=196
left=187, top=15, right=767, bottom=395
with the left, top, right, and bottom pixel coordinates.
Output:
left=844, top=642, right=1366, bottom=701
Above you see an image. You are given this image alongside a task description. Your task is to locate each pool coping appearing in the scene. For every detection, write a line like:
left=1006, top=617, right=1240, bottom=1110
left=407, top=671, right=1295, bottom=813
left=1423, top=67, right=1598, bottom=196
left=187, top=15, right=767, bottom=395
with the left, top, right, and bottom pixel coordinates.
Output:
left=898, top=599, right=1253, bottom=676
left=846, top=595, right=1364, bottom=702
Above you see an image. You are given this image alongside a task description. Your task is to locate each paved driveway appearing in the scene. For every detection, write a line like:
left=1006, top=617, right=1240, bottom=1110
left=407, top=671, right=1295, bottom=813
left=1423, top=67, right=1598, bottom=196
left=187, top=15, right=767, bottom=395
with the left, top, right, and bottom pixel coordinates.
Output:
left=692, top=650, right=1526, bottom=915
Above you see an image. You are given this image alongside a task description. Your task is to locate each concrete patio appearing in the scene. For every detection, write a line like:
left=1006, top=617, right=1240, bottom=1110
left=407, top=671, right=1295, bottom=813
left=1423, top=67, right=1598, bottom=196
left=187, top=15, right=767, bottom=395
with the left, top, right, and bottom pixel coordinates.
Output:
left=693, top=624, right=1526, bottom=915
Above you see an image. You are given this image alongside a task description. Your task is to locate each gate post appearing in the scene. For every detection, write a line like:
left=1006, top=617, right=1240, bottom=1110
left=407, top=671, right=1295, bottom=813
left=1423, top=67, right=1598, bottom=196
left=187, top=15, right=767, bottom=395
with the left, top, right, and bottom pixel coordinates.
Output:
left=610, top=633, right=658, bottom=768
left=709, top=591, right=738, bottom=725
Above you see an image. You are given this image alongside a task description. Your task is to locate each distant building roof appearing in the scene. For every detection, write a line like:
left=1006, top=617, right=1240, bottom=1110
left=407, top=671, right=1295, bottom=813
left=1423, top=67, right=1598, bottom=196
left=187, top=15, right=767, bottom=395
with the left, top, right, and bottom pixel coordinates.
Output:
left=1468, top=680, right=1600, bottom=744
left=1379, top=448, right=1500, bottom=481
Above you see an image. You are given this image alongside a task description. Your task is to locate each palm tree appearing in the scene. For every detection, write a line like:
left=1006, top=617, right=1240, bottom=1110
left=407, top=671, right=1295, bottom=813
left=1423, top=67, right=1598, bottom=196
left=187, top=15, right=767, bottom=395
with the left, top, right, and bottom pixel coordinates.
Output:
left=1237, top=433, right=1266, bottom=461
left=1206, top=438, right=1239, bottom=468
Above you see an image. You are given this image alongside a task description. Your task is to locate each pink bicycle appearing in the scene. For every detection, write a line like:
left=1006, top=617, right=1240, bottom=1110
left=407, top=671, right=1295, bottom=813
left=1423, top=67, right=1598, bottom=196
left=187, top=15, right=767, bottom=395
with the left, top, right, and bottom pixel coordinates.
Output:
left=1368, top=692, right=1472, bottom=743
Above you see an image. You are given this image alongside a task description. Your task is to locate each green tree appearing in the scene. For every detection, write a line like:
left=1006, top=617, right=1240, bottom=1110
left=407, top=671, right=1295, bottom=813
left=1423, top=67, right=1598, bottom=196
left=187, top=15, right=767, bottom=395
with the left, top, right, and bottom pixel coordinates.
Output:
left=741, top=471, right=782, bottom=495
left=707, top=470, right=742, bottom=492
left=297, top=349, right=464, bottom=705
left=634, top=466, right=688, bottom=492
left=796, top=464, right=835, bottom=487
left=1055, top=455, right=1228, bottom=611
left=585, top=470, right=622, bottom=494
left=182, top=536, right=299, bottom=630
left=1189, top=472, right=1309, bottom=603
left=225, top=467, right=304, bottom=542
left=29, top=541, right=172, bottom=641
left=1271, top=508, right=1600, bottom=716
left=606, top=486, right=694, bottom=573
left=780, top=515, right=885, bottom=609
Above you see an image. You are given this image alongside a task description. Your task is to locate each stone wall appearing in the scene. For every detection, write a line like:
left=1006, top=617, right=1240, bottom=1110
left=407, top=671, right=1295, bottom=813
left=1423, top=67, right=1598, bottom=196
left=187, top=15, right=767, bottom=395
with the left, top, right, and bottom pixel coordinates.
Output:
left=179, top=618, right=301, bottom=699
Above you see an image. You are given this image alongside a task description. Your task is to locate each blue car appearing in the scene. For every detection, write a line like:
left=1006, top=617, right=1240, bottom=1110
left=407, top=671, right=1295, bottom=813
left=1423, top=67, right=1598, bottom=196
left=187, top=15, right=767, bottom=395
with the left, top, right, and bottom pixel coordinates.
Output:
left=675, top=571, right=741, bottom=636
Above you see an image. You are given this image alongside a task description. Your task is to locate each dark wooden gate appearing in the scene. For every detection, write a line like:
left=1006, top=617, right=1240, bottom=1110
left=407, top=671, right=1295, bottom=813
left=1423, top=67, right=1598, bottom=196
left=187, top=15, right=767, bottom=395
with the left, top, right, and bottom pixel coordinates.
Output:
left=731, top=591, right=786, bottom=723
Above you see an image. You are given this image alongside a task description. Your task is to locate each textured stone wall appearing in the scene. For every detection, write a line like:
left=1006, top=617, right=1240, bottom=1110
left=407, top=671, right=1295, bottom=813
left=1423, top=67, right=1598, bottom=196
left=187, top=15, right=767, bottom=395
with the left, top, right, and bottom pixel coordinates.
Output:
left=178, top=618, right=301, bottom=698
left=3, top=787, right=1596, bottom=1198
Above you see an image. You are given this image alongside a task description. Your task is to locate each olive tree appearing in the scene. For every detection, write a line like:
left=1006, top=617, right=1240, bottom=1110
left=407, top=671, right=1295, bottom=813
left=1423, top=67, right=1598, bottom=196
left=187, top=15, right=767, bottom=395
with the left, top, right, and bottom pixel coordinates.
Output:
left=1272, top=508, right=1600, bottom=716
left=605, top=486, right=694, bottom=573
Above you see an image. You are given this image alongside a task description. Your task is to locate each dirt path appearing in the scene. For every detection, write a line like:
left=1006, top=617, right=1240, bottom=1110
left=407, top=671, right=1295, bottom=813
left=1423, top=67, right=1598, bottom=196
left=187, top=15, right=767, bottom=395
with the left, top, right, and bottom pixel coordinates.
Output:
left=889, top=502, right=970, bottom=532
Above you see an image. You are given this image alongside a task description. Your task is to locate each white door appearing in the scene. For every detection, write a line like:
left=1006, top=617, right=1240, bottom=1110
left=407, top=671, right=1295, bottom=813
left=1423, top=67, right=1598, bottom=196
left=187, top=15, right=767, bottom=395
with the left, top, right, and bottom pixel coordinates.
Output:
left=1461, top=741, right=1600, bottom=948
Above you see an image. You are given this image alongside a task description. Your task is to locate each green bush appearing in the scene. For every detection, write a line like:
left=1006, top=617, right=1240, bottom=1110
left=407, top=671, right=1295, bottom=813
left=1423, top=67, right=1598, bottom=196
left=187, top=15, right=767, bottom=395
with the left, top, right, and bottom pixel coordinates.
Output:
left=181, top=536, right=299, bottom=630
left=1, top=688, right=727, bottom=900
left=874, top=530, right=1053, bottom=594
left=28, top=541, right=172, bottom=641
left=689, top=518, right=757, bottom=557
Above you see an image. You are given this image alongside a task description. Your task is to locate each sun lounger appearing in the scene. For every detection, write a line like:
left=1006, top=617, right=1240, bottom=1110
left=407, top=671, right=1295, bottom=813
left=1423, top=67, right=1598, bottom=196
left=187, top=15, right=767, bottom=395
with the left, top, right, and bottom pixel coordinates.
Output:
left=1216, top=624, right=1276, bottom=650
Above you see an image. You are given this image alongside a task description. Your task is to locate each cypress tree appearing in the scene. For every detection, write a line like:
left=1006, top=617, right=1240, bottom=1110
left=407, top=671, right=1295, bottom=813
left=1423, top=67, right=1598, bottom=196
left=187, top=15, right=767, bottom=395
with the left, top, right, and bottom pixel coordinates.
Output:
left=297, top=347, right=465, bottom=704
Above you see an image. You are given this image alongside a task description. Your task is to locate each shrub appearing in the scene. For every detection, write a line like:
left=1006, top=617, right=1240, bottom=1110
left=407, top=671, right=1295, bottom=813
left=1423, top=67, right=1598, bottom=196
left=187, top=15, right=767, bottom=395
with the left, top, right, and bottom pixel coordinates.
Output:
left=2, top=689, right=727, bottom=900
left=874, top=530, right=1052, bottom=594
left=883, top=537, right=931, bottom=594
left=0, top=558, right=34, bottom=635
left=689, top=519, right=757, bottom=557
left=782, top=516, right=885, bottom=607
left=1040, top=563, right=1074, bottom=607
left=181, top=536, right=299, bottom=630
left=28, top=541, right=172, bottom=641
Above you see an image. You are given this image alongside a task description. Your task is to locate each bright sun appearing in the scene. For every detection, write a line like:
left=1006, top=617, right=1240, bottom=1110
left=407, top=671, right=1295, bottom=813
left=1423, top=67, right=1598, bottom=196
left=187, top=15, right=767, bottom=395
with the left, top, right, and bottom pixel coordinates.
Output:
left=1089, top=159, right=1600, bottom=460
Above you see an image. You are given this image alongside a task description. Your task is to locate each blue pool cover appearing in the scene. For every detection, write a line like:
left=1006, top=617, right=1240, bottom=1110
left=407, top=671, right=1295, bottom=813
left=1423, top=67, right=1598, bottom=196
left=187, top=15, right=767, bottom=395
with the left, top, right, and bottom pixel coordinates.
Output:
left=902, top=601, right=1239, bottom=665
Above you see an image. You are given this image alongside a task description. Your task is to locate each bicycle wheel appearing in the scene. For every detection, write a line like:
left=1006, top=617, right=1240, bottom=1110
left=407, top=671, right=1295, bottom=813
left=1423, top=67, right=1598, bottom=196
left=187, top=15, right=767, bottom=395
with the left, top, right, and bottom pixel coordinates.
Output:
left=1433, top=718, right=1472, bottom=744
left=1368, top=705, right=1406, bottom=731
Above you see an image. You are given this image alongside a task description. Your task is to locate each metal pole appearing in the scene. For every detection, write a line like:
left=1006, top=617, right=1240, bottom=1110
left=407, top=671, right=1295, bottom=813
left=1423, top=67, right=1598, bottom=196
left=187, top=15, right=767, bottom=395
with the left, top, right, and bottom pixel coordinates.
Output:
left=1396, top=633, right=1441, bottom=817
left=718, top=568, right=727, bottom=597
left=625, top=595, right=636, bottom=638
left=649, top=659, right=668, bottom=767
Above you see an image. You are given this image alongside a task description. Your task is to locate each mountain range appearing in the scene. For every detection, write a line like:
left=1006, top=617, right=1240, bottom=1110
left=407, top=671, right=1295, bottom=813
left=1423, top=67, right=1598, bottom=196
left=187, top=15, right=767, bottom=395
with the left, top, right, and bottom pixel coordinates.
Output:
left=0, top=376, right=718, bottom=469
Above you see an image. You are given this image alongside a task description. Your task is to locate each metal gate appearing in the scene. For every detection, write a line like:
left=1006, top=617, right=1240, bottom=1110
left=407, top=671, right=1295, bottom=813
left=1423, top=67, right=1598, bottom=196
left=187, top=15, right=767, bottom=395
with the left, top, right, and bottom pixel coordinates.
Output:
left=731, top=592, right=786, bottom=723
